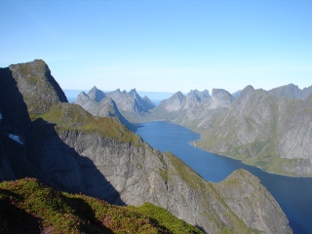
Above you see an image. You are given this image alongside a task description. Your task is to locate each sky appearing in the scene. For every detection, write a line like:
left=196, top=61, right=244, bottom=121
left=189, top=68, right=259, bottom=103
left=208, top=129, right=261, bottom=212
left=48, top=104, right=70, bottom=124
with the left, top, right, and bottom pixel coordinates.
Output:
left=1, top=0, right=312, bottom=93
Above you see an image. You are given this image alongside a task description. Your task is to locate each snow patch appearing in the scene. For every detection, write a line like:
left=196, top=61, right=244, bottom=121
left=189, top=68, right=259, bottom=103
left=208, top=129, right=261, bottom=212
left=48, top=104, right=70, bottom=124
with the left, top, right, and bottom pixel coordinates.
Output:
left=8, top=134, right=24, bottom=145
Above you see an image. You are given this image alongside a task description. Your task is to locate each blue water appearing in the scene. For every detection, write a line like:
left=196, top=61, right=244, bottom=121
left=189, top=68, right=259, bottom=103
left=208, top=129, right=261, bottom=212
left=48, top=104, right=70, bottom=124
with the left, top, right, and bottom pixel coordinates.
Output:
left=132, top=121, right=312, bottom=234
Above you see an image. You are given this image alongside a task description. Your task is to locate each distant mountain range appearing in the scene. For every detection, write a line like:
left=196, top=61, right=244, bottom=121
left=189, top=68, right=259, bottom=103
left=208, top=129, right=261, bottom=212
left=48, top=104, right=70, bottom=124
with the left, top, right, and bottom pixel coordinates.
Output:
left=75, top=86, right=155, bottom=124
left=74, top=82, right=312, bottom=177
left=0, top=59, right=292, bottom=233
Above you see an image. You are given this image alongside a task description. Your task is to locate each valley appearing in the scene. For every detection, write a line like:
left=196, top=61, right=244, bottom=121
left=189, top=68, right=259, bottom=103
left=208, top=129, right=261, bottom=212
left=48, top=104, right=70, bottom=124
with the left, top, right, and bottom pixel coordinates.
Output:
left=0, top=59, right=294, bottom=233
left=74, top=83, right=312, bottom=177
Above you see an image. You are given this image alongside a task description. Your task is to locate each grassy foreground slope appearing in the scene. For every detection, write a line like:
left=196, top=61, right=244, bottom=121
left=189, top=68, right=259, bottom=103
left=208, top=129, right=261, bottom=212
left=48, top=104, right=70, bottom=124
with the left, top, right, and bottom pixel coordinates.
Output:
left=0, top=178, right=202, bottom=234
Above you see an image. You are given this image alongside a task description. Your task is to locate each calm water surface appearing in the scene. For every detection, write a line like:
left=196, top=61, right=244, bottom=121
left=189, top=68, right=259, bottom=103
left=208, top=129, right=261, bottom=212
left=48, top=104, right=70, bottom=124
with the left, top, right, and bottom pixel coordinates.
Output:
left=132, top=121, right=312, bottom=234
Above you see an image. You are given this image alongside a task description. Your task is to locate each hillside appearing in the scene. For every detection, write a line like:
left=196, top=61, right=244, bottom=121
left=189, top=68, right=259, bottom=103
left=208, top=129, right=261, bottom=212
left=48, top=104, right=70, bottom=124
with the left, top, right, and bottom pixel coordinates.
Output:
left=138, top=84, right=312, bottom=177
left=0, top=178, right=202, bottom=234
left=0, top=60, right=292, bottom=233
left=196, top=85, right=312, bottom=177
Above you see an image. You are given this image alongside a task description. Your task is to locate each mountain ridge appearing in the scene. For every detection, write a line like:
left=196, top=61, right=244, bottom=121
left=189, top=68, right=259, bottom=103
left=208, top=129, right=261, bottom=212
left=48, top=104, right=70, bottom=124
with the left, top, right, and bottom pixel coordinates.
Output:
left=74, top=82, right=312, bottom=177
left=0, top=59, right=292, bottom=233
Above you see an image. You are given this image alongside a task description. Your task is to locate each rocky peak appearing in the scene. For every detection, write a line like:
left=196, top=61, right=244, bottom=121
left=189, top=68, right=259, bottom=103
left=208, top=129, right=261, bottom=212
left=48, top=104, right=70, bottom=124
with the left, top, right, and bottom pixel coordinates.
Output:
left=267, top=83, right=312, bottom=100
left=128, top=88, right=138, bottom=97
left=207, top=88, right=234, bottom=109
left=189, top=89, right=210, bottom=101
left=158, top=91, right=186, bottom=112
left=76, top=91, right=89, bottom=100
left=230, top=86, right=270, bottom=118
left=87, top=86, right=106, bottom=102
left=269, top=83, right=302, bottom=100
left=128, top=88, right=155, bottom=110
left=7, top=59, right=67, bottom=115
left=183, top=89, right=210, bottom=110
left=201, top=89, right=210, bottom=98
left=231, top=85, right=257, bottom=109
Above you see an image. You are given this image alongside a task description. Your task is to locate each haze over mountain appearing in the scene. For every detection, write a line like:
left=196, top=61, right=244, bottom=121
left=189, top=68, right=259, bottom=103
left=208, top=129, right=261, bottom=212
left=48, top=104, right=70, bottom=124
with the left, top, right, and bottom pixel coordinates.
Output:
left=75, top=79, right=312, bottom=178
left=0, top=59, right=293, bottom=233
left=144, top=84, right=312, bottom=177
left=74, top=86, right=156, bottom=123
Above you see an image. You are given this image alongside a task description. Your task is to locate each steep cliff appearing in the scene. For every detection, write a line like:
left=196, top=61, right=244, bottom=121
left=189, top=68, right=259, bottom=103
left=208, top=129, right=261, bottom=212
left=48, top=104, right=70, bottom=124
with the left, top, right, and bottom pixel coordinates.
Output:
left=0, top=60, right=292, bottom=233
left=198, top=85, right=312, bottom=176
left=31, top=102, right=291, bottom=233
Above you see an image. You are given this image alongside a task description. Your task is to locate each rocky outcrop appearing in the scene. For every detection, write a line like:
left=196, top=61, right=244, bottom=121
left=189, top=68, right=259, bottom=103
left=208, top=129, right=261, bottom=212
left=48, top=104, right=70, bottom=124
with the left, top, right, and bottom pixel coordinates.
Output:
left=0, top=60, right=292, bottom=233
left=8, top=59, right=67, bottom=115
left=215, top=170, right=291, bottom=234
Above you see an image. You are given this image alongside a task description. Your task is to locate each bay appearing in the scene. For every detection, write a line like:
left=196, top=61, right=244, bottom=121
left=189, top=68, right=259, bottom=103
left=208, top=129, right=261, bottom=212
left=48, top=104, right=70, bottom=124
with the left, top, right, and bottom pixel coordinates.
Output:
left=132, top=121, right=312, bottom=234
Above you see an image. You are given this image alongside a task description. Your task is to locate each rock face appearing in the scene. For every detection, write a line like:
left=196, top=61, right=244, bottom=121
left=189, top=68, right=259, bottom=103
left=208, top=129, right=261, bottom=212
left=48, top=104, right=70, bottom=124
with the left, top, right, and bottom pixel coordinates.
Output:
left=87, top=85, right=106, bottom=102
left=155, top=90, right=210, bottom=113
left=8, top=59, right=67, bottom=115
left=74, top=91, right=129, bottom=126
left=196, top=85, right=312, bottom=176
left=75, top=87, right=155, bottom=123
left=146, top=84, right=312, bottom=177
left=0, top=60, right=292, bottom=233
left=215, top=170, right=291, bottom=234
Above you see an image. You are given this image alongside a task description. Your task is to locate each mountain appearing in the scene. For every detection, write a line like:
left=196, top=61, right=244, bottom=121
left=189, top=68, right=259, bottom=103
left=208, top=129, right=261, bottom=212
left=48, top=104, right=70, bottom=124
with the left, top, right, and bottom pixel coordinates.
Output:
left=75, top=87, right=155, bottom=123
left=205, top=89, right=234, bottom=109
left=87, top=85, right=106, bottom=102
left=0, top=60, right=292, bottom=233
left=145, top=84, right=312, bottom=177
left=130, top=84, right=312, bottom=177
left=268, top=83, right=312, bottom=100
left=232, top=90, right=242, bottom=99
left=197, top=85, right=312, bottom=176
left=105, top=88, right=155, bottom=114
left=149, top=89, right=232, bottom=128
left=74, top=91, right=129, bottom=126
left=156, top=90, right=210, bottom=113
left=128, top=88, right=155, bottom=110
left=0, top=178, right=202, bottom=233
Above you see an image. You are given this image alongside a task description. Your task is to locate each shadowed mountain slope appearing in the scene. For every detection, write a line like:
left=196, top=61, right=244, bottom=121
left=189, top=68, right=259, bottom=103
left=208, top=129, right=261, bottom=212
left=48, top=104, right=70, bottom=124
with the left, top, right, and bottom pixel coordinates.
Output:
left=0, top=60, right=292, bottom=233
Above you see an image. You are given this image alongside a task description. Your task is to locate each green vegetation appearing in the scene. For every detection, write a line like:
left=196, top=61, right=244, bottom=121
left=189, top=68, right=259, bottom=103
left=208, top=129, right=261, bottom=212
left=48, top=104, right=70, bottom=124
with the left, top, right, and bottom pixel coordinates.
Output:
left=166, top=152, right=203, bottom=190
left=0, top=178, right=203, bottom=234
left=31, top=103, right=143, bottom=145
left=127, top=203, right=203, bottom=234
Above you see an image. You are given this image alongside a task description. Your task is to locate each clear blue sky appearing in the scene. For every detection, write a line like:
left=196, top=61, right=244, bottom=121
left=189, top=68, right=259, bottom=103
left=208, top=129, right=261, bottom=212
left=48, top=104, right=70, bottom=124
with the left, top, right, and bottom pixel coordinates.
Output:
left=1, top=0, right=311, bottom=93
